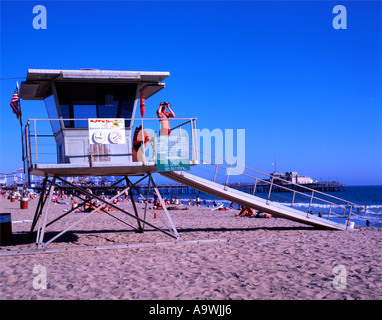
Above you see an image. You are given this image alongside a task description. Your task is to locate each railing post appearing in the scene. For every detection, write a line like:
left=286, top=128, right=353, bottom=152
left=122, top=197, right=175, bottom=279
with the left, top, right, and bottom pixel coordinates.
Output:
left=252, top=178, right=258, bottom=195
left=213, top=165, right=218, bottom=183
left=266, top=177, right=274, bottom=204
left=25, top=121, right=30, bottom=172
left=225, top=163, right=232, bottom=185
left=34, top=120, right=39, bottom=166
left=191, top=119, right=196, bottom=163
left=291, top=191, right=296, bottom=208
left=328, top=204, right=332, bottom=220
left=194, top=119, right=198, bottom=162
left=28, top=120, right=32, bottom=164
left=307, top=191, right=314, bottom=217
left=346, top=204, right=353, bottom=229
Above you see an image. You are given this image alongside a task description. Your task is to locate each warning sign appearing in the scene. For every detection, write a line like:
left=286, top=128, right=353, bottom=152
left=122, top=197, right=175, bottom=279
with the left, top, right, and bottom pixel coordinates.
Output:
left=88, top=119, right=125, bottom=145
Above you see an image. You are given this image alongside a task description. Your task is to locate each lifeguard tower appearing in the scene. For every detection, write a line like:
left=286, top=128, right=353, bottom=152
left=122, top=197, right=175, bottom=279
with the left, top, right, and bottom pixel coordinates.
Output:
left=16, top=68, right=366, bottom=254
left=20, top=69, right=199, bottom=249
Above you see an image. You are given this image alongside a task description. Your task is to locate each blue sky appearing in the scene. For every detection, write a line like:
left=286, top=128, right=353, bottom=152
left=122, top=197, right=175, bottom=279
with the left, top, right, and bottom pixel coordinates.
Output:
left=0, top=0, right=381, bottom=185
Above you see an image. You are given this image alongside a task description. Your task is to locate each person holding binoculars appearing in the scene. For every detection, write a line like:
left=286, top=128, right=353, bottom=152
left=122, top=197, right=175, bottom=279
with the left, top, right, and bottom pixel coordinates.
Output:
left=156, top=101, right=175, bottom=136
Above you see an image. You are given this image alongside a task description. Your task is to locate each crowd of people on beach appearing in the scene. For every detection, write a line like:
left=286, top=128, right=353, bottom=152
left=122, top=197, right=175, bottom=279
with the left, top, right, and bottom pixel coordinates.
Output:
left=5, top=187, right=373, bottom=226
left=1, top=187, right=38, bottom=201
left=2, top=186, right=275, bottom=219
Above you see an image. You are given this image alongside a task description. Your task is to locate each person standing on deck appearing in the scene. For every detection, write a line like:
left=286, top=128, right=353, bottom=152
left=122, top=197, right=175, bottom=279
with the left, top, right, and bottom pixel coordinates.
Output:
left=157, top=102, right=175, bottom=136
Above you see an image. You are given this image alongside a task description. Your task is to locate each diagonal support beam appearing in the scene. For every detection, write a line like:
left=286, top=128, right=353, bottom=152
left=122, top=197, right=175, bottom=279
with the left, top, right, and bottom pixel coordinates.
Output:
left=55, top=176, right=178, bottom=240
left=30, top=174, right=182, bottom=249
left=42, top=181, right=140, bottom=247
left=126, top=177, right=143, bottom=233
left=149, top=174, right=180, bottom=240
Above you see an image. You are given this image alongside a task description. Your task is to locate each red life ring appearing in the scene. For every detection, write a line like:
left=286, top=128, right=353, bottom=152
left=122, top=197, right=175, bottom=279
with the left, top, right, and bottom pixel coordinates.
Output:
left=140, top=89, right=145, bottom=117
left=132, top=125, right=149, bottom=162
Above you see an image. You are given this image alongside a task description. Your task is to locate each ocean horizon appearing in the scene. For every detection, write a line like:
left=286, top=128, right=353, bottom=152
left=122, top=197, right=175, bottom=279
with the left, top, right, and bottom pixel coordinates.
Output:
left=166, top=185, right=382, bottom=228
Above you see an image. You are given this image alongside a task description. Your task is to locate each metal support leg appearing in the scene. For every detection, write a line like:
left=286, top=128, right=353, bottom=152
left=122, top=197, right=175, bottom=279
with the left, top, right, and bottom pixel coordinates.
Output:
left=35, top=177, right=54, bottom=245
left=126, top=177, right=143, bottom=233
left=30, top=176, right=48, bottom=235
left=125, top=174, right=152, bottom=231
left=37, top=177, right=56, bottom=248
left=142, top=176, right=151, bottom=230
left=43, top=184, right=139, bottom=248
left=55, top=176, right=178, bottom=240
left=31, top=175, right=180, bottom=249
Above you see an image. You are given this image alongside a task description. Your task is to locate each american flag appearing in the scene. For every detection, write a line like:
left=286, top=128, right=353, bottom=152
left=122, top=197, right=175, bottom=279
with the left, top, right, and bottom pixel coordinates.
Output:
left=10, top=85, right=21, bottom=119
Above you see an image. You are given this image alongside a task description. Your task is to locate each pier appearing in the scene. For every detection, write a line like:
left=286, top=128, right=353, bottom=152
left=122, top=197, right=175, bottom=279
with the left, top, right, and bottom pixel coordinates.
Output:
left=138, top=181, right=346, bottom=196
left=25, top=180, right=345, bottom=196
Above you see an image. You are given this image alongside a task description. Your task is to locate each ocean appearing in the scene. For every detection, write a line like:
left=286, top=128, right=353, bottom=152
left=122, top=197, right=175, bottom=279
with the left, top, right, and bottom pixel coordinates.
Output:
left=171, top=186, right=382, bottom=228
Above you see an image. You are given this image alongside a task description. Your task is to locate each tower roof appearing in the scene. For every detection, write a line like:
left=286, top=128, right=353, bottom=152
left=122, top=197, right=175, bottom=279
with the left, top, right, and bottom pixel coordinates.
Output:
left=20, top=68, right=170, bottom=100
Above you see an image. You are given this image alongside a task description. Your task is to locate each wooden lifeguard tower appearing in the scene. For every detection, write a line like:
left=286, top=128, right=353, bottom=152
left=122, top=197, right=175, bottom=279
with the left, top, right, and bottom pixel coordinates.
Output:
left=20, top=69, right=199, bottom=249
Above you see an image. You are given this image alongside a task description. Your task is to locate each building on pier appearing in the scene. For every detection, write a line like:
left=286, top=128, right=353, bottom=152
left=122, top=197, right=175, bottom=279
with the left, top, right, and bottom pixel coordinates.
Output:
left=270, top=171, right=317, bottom=185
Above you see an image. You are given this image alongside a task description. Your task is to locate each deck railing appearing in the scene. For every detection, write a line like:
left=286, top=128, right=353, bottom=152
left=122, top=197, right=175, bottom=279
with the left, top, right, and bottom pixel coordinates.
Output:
left=189, top=148, right=366, bottom=228
left=24, top=117, right=198, bottom=168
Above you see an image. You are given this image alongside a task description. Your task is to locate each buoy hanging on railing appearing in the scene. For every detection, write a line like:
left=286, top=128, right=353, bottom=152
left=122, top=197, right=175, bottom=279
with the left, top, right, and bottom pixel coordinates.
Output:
left=140, top=88, right=146, bottom=117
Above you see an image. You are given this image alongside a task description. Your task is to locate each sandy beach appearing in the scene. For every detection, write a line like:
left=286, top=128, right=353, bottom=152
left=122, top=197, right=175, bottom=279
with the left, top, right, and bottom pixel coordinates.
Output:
left=0, top=196, right=381, bottom=300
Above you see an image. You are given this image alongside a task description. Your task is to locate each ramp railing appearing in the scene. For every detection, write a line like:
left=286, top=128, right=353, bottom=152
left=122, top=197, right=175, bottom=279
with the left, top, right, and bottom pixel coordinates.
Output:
left=188, top=148, right=366, bottom=227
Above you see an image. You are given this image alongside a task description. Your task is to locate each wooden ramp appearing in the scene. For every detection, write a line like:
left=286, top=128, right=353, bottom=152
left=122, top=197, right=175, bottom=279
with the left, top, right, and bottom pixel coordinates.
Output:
left=161, top=171, right=353, bottom=231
